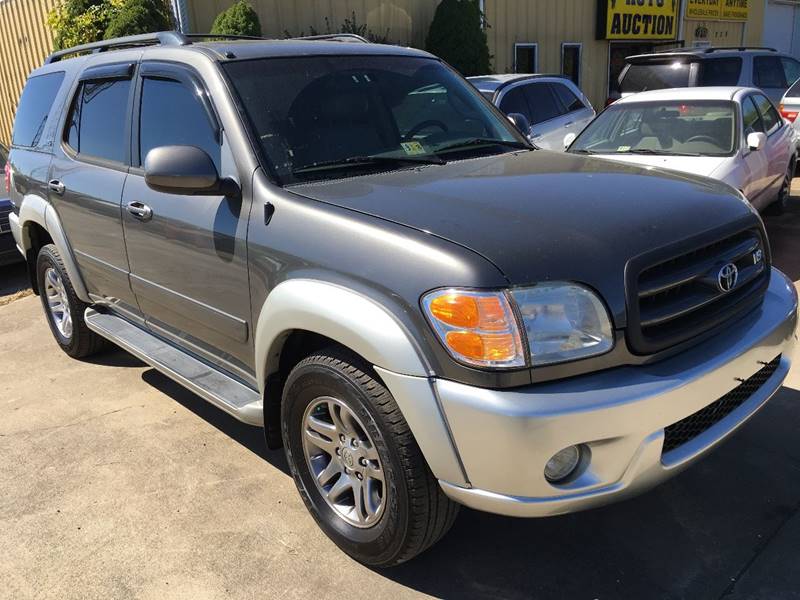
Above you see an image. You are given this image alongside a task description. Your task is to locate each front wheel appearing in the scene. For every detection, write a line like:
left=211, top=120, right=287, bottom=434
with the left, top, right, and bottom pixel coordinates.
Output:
left=769, top=158, right=795, bottom=215
left=281, top=349, right=459, bottom=567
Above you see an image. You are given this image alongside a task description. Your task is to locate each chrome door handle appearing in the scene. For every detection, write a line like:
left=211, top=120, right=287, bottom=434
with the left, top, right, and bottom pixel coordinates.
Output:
left=48, top=179, right=65, bottom=195
left=126, top=201, right=153, bottom=221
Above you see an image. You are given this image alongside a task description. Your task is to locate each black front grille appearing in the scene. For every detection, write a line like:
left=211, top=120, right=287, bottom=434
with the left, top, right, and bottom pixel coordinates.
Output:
left=0, top=207, right=10, bottom=234
left=662, top=355, right=781, bottom=454
left=627, top=228, right=770, bottom=354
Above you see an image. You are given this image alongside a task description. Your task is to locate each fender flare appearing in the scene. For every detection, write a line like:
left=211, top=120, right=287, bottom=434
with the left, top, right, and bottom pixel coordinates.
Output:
left=17, top=193, right=91, bottom=302
left=254, top=279, right=468, bottom=485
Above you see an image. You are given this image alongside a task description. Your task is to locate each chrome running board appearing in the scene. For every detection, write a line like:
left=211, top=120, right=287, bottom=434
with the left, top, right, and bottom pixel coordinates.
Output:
left=84, top=308, right=263, bottom=426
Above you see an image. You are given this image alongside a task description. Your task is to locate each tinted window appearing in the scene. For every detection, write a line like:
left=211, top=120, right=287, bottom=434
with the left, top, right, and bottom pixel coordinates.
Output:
left=786, top=77, right=800, bottom=98
left=781, top=57, right=800, bottom=88
left=551, top=82, right=584, bottom=112
left=754, top=56, right=786, bottom=88
left=66, top=78, right=131, bottom=163
left=620, top=62, right=691, bottom=93
left=139, top=78, right=220, bottom=168
left=523, top=83, right=563, bottom=124
left=697, top=58, right=742, bottom=86
left=753, top=94, right=780, bottom=133
left=742, top=97, right=764, bottom=134
left=12, top=72, right=65, bottom=148
left=498, top=86, right=530, bottom=120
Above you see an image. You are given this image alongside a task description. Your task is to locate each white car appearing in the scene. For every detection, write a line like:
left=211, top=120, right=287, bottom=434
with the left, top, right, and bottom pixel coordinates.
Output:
left=468, top=74, right=595, bottom=151
left=566, top=87, right=796, bottom=213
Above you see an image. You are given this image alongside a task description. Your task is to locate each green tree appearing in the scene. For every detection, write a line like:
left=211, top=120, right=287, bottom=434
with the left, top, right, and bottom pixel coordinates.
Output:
left=425, top=0, right=490, bottom=76
left=48, top=0, right=173, bottom=50
left=210, top=1, right=262, bottom=37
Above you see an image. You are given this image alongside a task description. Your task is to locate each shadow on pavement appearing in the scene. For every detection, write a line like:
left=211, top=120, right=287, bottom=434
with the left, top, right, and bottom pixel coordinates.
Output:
left=0, top=261, right=29, bottom=297
left=763, top=192, right=800, bottom=281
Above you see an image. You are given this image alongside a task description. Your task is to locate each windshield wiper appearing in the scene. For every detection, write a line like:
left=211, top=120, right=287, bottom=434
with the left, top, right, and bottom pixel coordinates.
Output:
left=434, top=138, right=531, bottom=154
left=570, top=148, right=596, bottom=155
left=293, top=154, right=444, bottom=175
left=618, top=149, right=702, bottom=157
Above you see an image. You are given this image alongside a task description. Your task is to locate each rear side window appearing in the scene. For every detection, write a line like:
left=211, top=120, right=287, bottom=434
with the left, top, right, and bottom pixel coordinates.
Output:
left=65, top=78, right=131, bottom=163
left=697, top=58, right=742, bottom=86
left=754, top=56, right=786, bottom=88
left=551, top=82, right=584, bottom=112
left=138, top=78, right=220, bottom=169
left=12, top=72, right=65, bottom=148
left=620, top=62, right=691, bottom=93
left=781, top=57, right=800, bottom=88
left=522, top=83, right=563, bottom=124
left=786, top=78, right=800, bottom=98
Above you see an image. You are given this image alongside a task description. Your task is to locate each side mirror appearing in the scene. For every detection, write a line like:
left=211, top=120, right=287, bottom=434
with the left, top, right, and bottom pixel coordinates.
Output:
left=747, top=132, right=767, bottom=151
left=563, top=132, right=577, bottom=149
left=506, top=112, right=532, bottom=137
left=144, top=146, right=239, bottom=197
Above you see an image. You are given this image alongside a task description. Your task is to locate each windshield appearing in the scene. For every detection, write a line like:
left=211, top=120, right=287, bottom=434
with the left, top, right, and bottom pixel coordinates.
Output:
left=570, top=101, right=736, bottom=157
left=620, top=62, right=691, bottom=93
left=224, top=55, right=528, bottom=184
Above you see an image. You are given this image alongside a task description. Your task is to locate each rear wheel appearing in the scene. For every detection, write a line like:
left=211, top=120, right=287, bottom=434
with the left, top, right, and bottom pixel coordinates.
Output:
left=36, top=244, right=106, bottom=358
left=281, top=348, right=459, bottom=567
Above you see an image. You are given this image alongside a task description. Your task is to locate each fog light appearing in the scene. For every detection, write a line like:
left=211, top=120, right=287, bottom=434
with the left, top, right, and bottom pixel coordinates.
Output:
left=544, top=445, right=581, bottom=483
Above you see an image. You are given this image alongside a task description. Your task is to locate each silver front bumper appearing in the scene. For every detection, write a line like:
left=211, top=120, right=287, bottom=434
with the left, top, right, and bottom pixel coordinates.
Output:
left=424, top=269, right=797, bottom=517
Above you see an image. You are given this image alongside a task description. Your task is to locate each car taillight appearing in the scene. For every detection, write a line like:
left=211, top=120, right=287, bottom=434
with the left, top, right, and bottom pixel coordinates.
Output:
left=4, top=162, right=10, bottom=194
left=780, top=103, right=798, bottom=122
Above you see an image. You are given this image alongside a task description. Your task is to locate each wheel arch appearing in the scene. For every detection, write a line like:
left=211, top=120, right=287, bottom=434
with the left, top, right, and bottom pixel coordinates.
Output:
left=17, top=193, right=90, bottom=301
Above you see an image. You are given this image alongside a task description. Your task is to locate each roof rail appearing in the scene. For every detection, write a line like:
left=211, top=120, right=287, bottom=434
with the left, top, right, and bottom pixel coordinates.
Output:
left=44, top=31, right=189, bottom=64
left=291, top=33, right=369, bottom=43
left=704, top=46, right=777, bottom=53
left=182, top=33, right=266, bottom=41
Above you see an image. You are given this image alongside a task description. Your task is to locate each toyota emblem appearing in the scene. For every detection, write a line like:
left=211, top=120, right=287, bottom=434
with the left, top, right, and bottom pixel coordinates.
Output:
left=717, top=263, right=739, bottom=293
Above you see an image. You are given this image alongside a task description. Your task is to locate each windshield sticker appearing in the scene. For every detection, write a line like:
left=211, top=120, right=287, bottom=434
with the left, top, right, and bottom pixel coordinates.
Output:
left=401, top=141, right=426, bottom=155
left=616, top=145, right=631, bottom=152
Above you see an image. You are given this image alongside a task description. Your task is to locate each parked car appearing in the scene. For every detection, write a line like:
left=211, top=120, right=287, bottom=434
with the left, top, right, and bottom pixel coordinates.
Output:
left=8, top=32, right=798, bottom=567
left=0, top=143, right=21, bottom=266
left=567, top=87, right=795, bottom=213
left=468, top=74, right=595, bottom=150
left=779, top=77, right=800, bottom=151
left=615, top=47, right=800, bottom=105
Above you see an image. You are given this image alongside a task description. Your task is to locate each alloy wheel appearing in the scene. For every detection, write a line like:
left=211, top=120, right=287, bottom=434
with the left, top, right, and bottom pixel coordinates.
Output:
left=44, top=267, right=72, bottom=339
left=302, top=396, right=386, bottom=528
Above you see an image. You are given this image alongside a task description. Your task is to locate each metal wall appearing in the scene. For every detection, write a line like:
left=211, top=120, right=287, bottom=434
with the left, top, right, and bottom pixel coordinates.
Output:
left=0, top=0, right=56, bottom=146
left=186, top=0, right=440, bottom=47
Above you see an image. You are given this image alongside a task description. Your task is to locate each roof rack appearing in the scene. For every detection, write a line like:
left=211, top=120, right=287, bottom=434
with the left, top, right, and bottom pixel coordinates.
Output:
left=291, top=33, right=369, bottom=43
left=45, top=31, right=190, bottom=64
left=703, top=46, right=777, bottom=53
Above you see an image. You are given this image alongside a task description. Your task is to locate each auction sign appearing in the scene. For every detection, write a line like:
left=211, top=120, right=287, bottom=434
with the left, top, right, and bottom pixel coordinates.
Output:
left=686, top=0, right=749, bottom=21
left=596, top=0, right=680, bottom=40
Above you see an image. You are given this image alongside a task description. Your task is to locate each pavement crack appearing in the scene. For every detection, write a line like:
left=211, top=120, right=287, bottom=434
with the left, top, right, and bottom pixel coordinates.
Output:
left=0, top=405, right=141, bottom=437
left=717, top=497, right=800, bottom=599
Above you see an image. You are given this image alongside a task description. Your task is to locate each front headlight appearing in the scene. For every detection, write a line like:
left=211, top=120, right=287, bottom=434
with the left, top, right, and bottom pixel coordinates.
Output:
left=510, top=283, right=613, bottom=366
left=422, top=283, right=613, bottom=370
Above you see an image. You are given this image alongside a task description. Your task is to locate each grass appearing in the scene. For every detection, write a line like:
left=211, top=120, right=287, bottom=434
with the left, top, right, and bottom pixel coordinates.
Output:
left=0, top=288, right=33, bottom=307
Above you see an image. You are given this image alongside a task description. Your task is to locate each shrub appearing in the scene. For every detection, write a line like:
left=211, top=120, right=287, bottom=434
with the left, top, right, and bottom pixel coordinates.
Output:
left=210, top=1, right=262, bottom=37
left=105, top=0, right=172, bottom=39
left=425, top=0, right=490, bottom=76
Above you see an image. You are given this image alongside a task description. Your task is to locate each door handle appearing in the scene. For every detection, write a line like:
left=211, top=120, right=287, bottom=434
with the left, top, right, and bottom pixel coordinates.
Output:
left=126, top=201, right=153, bottom=221
left=564, top=121, right=574, bottom=127
left=48, top=179, right=65, bottom=195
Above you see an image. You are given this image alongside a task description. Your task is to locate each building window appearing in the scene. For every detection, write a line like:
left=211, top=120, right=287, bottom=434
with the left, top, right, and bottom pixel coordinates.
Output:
left=561, top=43, right=581, bottom=86
left=514, top=43, right=538, bottom=73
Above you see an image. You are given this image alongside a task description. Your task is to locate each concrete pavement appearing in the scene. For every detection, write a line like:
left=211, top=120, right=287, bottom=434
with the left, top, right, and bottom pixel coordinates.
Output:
left=2, top=203, right=800, bottom=599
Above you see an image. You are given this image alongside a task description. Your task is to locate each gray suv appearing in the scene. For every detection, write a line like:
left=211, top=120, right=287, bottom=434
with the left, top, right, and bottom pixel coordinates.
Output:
left=7, top=32, right=798, bottom=566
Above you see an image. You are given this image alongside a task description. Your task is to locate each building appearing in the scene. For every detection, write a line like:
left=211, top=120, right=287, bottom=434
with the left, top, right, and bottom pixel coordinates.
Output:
left=0, top=0, right=776, bottom=144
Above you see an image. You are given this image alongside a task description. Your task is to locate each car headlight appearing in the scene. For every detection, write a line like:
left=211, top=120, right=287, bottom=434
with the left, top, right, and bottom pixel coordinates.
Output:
left=510, top=283, right=613, bottom=366
left=422, top=283, right=613, bottom=369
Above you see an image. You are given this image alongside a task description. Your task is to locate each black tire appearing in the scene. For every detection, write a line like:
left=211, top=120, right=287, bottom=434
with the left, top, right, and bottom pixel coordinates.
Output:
left=36, top=244, right=106, bottom=358
left=281, top=348, right=459, bottom=567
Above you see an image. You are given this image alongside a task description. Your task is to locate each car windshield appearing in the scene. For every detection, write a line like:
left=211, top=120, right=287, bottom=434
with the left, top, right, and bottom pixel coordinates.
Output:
left=570, top=100, right=736, bottom=157
left=223, top=55, right=528, bottom=184
left=620, top=62, right=691, bottom=93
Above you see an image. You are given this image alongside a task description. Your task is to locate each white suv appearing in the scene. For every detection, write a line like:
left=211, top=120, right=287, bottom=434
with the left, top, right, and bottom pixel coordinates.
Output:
left=617, top=47, right=800, bottom=106
left=469, top=74, right=595, bottom=151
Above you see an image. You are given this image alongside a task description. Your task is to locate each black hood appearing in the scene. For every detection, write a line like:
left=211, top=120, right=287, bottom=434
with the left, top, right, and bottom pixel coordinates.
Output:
left=288, top=150, right=759, bottom=327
